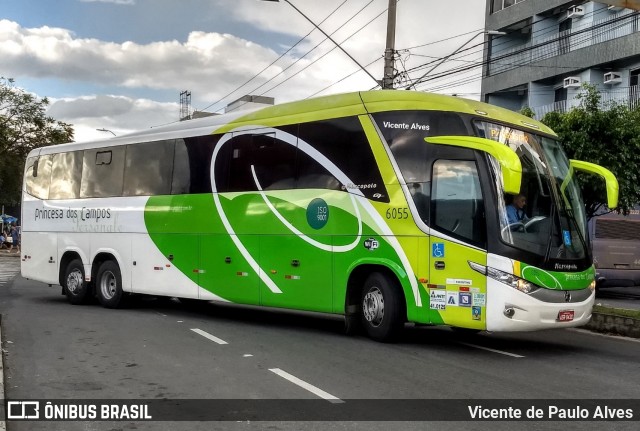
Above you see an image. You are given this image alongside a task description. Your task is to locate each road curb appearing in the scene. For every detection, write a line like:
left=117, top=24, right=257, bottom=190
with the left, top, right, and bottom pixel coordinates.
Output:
left=586, top=311, right=640, bottom=338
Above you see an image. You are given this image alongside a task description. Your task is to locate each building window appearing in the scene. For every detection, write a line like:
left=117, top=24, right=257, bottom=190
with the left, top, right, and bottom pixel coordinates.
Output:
left=491, top=0, right=526, bottom=14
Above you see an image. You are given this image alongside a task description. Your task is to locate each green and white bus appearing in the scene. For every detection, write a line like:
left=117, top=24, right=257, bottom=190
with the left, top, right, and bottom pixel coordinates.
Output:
left=21, top=91, right=618, bottom=341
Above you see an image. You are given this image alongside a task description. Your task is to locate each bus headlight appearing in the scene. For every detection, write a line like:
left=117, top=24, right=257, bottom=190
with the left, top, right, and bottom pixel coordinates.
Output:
left=588, top=280, right=596, bottom=291
left=486, top=267, right=538, bottom=294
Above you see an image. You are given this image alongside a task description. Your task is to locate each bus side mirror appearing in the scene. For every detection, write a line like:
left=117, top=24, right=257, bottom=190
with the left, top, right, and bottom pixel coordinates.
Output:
left=569, top=159, right=619, bottom=209
left=425, top=136, right=522, bottom=195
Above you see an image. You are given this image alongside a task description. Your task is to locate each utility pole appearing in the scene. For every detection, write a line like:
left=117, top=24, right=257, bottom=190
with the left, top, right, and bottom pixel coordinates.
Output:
left=382, top=0, right=397, bottom=89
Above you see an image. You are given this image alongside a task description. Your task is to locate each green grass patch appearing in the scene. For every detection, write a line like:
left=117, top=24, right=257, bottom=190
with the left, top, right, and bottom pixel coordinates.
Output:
left=593, top=304, right=640, bottom=320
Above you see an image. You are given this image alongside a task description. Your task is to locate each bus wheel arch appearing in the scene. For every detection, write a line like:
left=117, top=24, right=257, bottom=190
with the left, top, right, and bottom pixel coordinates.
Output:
left=60, top=253, right=91, bottom=305
left=92, top=254, right=126, bottom=309
left=345, top=265, right=407, bottom=341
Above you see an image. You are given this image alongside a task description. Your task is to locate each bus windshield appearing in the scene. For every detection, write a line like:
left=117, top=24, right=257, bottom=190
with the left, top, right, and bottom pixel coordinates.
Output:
left=476, top=121, right=589, bottom=264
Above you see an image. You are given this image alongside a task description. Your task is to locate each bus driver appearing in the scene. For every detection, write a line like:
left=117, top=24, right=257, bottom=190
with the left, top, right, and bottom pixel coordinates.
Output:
left=506, top=193, right=529, bottom=227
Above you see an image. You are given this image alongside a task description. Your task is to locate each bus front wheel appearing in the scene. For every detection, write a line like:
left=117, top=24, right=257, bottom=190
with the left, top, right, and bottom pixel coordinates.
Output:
left=96, top=261, right=125, bottom=308
left=360, top=272, right=404, bottom=342
left=63, top=259, right=90, bottom=305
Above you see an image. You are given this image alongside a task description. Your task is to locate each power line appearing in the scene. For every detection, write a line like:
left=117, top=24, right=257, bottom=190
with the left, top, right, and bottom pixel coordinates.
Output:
left=197, top=0, right=351, bottom=113
left=403, top=6, right=621, bottom=83
left=214, top=0, right=381, bottom=113
left=305, top=57, right=383, bottom=98
left=410, top=11, right=639, bottom=92
left=256, top=3, right=385, bottom=96
left=229, top=2, right=388, bottom=112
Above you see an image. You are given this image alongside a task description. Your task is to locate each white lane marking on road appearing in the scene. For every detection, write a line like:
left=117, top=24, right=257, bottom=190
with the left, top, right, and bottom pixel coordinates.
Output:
left=243, top=354, right=253, bottom=357
left=190, top=328, right=228, bottom=345
left=458, top=342, right=525, bottom=358
left=269, top=368, right=343, bottom=403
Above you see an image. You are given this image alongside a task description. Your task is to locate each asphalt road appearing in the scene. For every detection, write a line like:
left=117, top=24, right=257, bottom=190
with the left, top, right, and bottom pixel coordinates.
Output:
left=2, top=255, right=640, bottom=431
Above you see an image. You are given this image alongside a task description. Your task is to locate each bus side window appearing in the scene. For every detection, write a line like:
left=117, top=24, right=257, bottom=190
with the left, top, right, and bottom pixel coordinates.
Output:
left=251, top=133, right=296, bottom=191
left=296, top=117, right=386, bottom=200
left=24, top=156, right=38, bottom=197
left=124, top=140, right=174, bottom=196
left=178, top=135, right=215, bottom=194
left=226, top=134, right=259, bottom=192
left=172, top=138, right=190, bottom=194
left=50, top=151, right=83, bottom=200
left=431, top=159, right=486, bottom=248
left=80, top=147, right=125, bottom=198
left=30, top=154, right=53, bottom=199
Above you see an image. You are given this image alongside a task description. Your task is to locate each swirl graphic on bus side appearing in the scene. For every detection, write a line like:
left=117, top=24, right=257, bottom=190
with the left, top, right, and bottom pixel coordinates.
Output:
left=211, top=126, right=421, bottom=306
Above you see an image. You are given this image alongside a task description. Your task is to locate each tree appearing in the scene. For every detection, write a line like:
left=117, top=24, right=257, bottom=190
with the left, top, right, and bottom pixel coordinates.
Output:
left=541, top=84, right=640, bottom=220
left=0, top=77, right=74, bottom=207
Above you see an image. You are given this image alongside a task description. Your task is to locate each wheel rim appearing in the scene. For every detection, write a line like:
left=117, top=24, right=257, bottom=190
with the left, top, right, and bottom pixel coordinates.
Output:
left=100, top=270, right=117, bottom=300
left=66, top=269, right=83, bottom=294
left=363, top=287, right=384, bottom=327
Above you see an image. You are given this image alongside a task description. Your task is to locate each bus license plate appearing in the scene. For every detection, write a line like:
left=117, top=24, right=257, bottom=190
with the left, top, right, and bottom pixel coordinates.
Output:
left=557, top=310, right=574, bottom=322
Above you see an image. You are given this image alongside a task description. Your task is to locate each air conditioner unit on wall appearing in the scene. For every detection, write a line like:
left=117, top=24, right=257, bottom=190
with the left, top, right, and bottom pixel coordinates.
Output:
left=563, top=76, right=581, bottom=88
left=604, top=71, right=622, bottom=85
left=567, top=6, right=585, bottom=19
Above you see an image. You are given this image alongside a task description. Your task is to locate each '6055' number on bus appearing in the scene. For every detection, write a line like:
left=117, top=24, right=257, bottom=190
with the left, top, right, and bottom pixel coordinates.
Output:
left=386, top=207, right=409, bottom=220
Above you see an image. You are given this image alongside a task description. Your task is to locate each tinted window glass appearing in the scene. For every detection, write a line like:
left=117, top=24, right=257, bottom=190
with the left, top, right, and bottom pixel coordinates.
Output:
left=252, top=133, right=297, bottom=191
left=50, top=151, right=83, bottom=199
left=431, top=160, right=486, bottom=247
left=297, top=117, right=388, bottom=201
left=226, top=134, right=257, bottom=192
left=172, top=139, right=190, bottom=194
left=180, top=135, right=216, bottom=194
left=296, top=150, right=341, bottom=191
left=374, top=111, right=469, bottom=184
left=124, top=140, right=174, bottom=196
left=24, top=156, right=38, bottom=197
left=81, top=146, right=125, bottom=198
left=31, top=154, right=53, bottom=199
left=217, top=132, right=297, bottom=193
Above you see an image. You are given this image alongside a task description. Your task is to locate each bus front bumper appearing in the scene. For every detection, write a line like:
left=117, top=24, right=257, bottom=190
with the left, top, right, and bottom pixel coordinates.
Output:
left=485, top=278, right=595, bottom=332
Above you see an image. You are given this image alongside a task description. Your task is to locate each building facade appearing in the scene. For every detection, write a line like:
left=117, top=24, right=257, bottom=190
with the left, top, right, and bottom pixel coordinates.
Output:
left=482, top=1, right=640, bottom=119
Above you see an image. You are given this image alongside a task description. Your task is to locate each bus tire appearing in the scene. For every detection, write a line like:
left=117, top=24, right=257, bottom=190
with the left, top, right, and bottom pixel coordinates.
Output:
left=63, top=259, right=90, bottom=305
left=96, top=260, right=125, bottom=309
left=360, top=272, right=404, bottom=342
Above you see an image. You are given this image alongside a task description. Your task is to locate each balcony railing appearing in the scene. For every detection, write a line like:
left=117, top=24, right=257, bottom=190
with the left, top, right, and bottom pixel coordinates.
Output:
left=532, top=85, right=640, bottom=119
left=488, top=11, right=640, bottom=76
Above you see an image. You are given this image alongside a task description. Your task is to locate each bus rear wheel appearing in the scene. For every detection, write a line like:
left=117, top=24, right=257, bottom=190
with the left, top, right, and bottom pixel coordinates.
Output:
left=63, top=259, right=90, bottom=305
left=96, top=260, right=125, bottom=308
left=360, top=272, right=404, bottom=342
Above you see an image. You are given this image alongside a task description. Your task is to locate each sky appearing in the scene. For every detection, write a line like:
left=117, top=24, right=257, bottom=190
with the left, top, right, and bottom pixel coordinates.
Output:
left=1, top=0, right=486, bottom=142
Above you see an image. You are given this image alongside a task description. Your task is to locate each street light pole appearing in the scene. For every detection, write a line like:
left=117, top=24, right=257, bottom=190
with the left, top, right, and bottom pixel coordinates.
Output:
left=407, top=30, right=505, bottom=90
left=382, top=0, right=397, bottom=89
left=96, top=128, right=116, bottom=136
left=261, top=0, right=379, bottom=87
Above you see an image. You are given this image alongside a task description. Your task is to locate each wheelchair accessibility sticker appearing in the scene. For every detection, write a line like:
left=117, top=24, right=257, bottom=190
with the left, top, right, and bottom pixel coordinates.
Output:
left=432, top=243, right=445, bottom=258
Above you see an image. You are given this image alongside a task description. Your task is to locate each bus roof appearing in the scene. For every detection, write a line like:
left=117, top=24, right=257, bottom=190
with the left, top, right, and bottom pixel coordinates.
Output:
left=34, top=90, right=555, bottom=157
